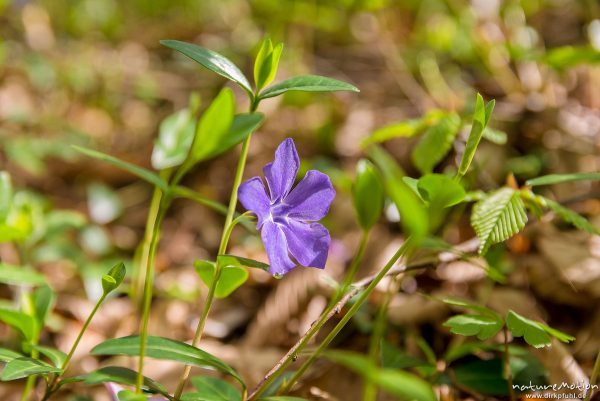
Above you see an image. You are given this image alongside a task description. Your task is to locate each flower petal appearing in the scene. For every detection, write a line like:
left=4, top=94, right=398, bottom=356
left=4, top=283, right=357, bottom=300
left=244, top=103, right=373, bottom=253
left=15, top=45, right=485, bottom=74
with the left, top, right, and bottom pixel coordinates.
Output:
left=281, top=219, right=330, bottom=269
left=264, top=138, right=299, bottom=201
left=261, top=220, right=297, bottom=275
left=281, top=170, right=336, bottom=221
left=238, top=177, right=270, bottom=228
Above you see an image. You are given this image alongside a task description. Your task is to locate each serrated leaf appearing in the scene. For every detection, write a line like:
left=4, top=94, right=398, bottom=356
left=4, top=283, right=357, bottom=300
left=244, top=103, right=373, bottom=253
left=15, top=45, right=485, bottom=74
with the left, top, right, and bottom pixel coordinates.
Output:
left=80, top=366, right=168, bottom=395
left=258, top=75, right=359, bottom=100
left=526, top=172, right=600, bottom=186
left=506, top=310, right=574, bottom=348
left=73, top=146, right=169, bottom=191
left=195, top=260, right=248, bottom=299
left=0, top=308, right=37, bottom=341
left=412, top=112, right=461, bottom=174
left=542, top=198, right=600, bottom=235
left=353, top=159, right=385, bottom=230
left=325, top=350, right=437, bottom=401
left=0, top=348, right=22, bottom=363
left=458, top=94, right=495, bottom=176
left=160, top=40, right=253, bottom=96
left=471, top=187, right=528, bottom=254
left=217, top=255, right=269, bottom=271
left=0, top=263, right=46, bottom=286
left=444, top=314, right=504, bottom=340
left=0, top=357, right=60, bottom=380
left=185, top=376, right=241, bottom=401
left=91, top=336, right=244, bottom=386
left=31, top=345, right=66, bottom=368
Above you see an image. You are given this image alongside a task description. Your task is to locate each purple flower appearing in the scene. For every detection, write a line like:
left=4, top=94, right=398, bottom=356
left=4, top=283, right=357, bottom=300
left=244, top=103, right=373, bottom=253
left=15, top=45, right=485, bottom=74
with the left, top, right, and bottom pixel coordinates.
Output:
left=238, top=138, right=336, bottom=276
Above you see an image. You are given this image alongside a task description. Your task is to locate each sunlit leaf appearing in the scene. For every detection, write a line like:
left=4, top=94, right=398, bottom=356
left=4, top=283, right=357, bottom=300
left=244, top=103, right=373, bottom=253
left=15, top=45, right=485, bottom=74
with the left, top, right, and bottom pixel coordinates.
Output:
left=526, top=172, right=600, bottom=187
left=542, top=198, right=600, bottom=235
left=0, top=357, right=60, bottom=381
left=195, top=260, right=248, bottom=298
left=444, top=314, right=503, bottom=340
left=254, top=38, right=283, bottom=92
left=417, top=174, right=465, bottom=208
left=258, top=75, right=359, bottom=100
left=412, top=112, right=461, bottom=174
left=80, top=366, right=168, bottom=395
left=0, top=263, right=46, bottom=286
left=506, top=310, right=574, bottom=348
left=184, top=376, right=242, bottom=401
left=0, top=308, right=37, bottom=341
left=217, top=255, right=269, bottom=271
left=543, top=45, right=600, bottom=69
left=458, top=94, right=495, bottom=177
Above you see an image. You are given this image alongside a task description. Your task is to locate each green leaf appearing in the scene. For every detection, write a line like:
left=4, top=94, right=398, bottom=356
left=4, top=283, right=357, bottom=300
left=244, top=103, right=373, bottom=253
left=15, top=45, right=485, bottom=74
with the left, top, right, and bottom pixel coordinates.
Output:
left=258, top=75, right=359, bottom=100
left=192, top=113, right=264, bottom=163
left=33, top=285, right=55, bottom=325
left=325, top=350, right=437, bottom=401
left=0, top=171, right=12, bottom=223
left=195, top=260, right=249, bottom=299
left=31, top=345, right=66, bottom=368
left=442, top=297, right=502, bottom=319
left=258, top=398, right=309, bottom=401
left=458, top=94, right=495, bottom=177
left=444, top=314, right=504, bottom=340
left=81, top=366, right=168, bottom=395
left=542, top=198, right=600, bottom=235
left=369, top=146, right=428, bottom=241
left=91, top=336, right=244, bottom=386
left=0, top=348, right=23, bottom=363
left=543, top=45, right=600, bottom=69
left=482, top=127, right=507, bottom=145
left=0, top=308, right=37, bottom=341
left=217, top=254, right=269, bottom=271
left=151, top=108, right=196, bottom=170
left=72, top=146, right=169, bottom=192
left=254, top=39, right=283, bottom=92
left=0, top=357, right=60, bottom=380
left=117, top=390, right=148, bottom=401
left=417, top=174, right=465, bottom=208
left=471, top=187, right=528, bottom=254
left=353, top=159, right=385, bottom=231
left=0, top=263, right=46, bottom=286
left=411, top=112, right=461, bottom=174
left=160, top=40, right=253, bottom=96
left=506, top=310, right=574, bottom=348
left=526, top=172, right=600, bottom=187
left=184, top=376, right=241, bottom=401
left=102, top=262, right=126, bottom=295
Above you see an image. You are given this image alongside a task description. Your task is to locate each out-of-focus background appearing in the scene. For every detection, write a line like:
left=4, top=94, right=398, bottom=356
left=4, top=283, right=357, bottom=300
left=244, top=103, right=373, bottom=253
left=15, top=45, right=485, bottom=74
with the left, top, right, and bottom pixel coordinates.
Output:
left=1, top=0, right=600, bottom=400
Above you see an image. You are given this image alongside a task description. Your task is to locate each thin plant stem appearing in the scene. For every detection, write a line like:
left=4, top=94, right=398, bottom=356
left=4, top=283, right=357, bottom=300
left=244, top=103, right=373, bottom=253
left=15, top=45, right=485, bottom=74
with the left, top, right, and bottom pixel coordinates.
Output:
left=136, top=194, right=169, bottom=393
left=269, top=238, right=415, bottom=398
left=42, top=294, right=107, bottom=401
left=363, top=275, right=398, bottom=401
left=504, top=326, right=515, bottom=401
left=584, top=350, right=600, bottom=401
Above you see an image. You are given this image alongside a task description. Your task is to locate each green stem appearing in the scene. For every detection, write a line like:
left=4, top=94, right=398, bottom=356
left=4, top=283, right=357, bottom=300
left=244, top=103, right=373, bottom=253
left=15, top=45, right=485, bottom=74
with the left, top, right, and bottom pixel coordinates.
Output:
left=136, top=194, right=169, bottom=393
left=42, top=294, right=107, bottom=401
left=259, top=238, right=414, bottom=398
left=585, top=350, right=600, bottom=401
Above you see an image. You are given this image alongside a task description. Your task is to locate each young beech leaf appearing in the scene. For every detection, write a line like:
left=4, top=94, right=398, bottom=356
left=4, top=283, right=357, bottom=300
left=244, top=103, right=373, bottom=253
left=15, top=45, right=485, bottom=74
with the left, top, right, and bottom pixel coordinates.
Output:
left=411, top=112, right=461, bottom=174
left=0, top=263, right=46, bottom=286
left=91, top=335, right=244, bottom=386
left=81, top=366, right=169, bottom=395
left=258, top=75, right=359, bottom=100
left=195, top=260, right=249, bottom=298
left=187, top=376, right=242, bottom=401
left=444, top=314, right=504, bottom=340
left=160, top=40, right=253, bottom=97
left=217, top=255, right=269, bottom=271
left=526, top=172, right=600, bottom=187
left=353, top=159, right=385, bottom=231
left=0, top=357, right=61, bottom=381
left=0, top=171, right=12, bottom=223
left=506, top=310, right=574, bottom=348
left=542, top=198, right=600, bottom=235
left=471, top=187, right=527, bottom=254
left=325, top=350, right=437, bottom=401
left=102, top=262, right=126, bottom=295
left=458, top=94, right=495, bottom=177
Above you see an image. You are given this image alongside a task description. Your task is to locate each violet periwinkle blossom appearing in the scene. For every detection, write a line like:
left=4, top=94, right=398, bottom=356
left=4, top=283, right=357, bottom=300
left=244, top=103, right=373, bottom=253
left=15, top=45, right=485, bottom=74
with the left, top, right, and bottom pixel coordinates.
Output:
left=238, top=138, right=336, bottom=276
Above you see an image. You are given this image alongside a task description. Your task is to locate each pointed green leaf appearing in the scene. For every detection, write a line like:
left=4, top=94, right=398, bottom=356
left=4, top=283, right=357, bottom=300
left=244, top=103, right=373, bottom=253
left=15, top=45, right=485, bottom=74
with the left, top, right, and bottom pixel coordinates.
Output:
left=102, top=262, right=126, bottom=295
left=353, top=159, right=385, bottom=231
left=185, top=376, right=242, bottom=401
left=0, top=171, right=12, bottom=223
left=81, top=366, right=168, bottom=395
left=458, top=94, right=495, bottom=177
left=258, top=75, right=359, bottom=100
left=444, top=314, right=504, bottom=340
left=0, top=357, right=60, bottom=380
left=471, top=187, right=528, bottom=254
left=417, top=174, right=465, bottom=208
left=73, top=146, right=169, bottom=191
left=160, top=40, right=253, bottom=96
left=325, top=350, right=437, bottom=401
left=0, top=308, right=37, bottom=341
left=195, top=260, right=249, bottom=299
left=217, top=255, right=269, bottom=271
left=31, top=345, right=66, bottom=368
left=91, top=336, right=244, bottom=387
left=526, top=172, right=600, bottom=187
left=32, top=285, right=55, bottom=325
left=506, top=310, right=574, bottom=348
left=0, top=263, right=46, bottom=286
left=542, top=198, right=600, bottom=235
left=411, top=112, right=461, bottom=174
left=254, top=39, right=283, bottom=92
left=0, top=348, right=22, bottom=363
